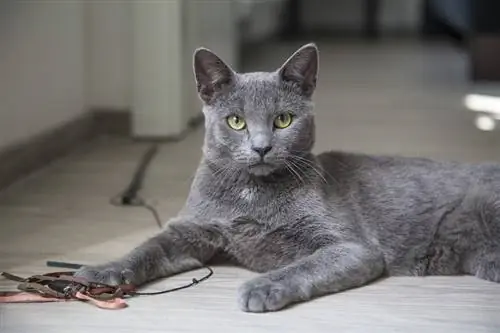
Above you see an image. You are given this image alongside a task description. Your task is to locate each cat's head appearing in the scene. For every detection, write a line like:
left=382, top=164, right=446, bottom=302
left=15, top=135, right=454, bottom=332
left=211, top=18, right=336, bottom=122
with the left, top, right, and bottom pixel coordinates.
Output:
left=193, top=43, right=319, bottom=176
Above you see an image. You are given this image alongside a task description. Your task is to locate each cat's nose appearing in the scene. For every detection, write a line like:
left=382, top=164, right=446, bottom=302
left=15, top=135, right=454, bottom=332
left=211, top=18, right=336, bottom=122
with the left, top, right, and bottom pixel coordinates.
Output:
left=252, top=146, right=272, bottom=157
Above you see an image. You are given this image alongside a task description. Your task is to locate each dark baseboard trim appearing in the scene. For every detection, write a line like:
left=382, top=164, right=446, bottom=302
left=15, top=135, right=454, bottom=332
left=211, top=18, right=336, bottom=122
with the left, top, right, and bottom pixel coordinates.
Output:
left=0, top=112, right=95, bottom=190
left=0, top=109, right=203, bottom=191
left=131, top=112, right=204, bottom=143
left=90, top=108, right=132, bottom=137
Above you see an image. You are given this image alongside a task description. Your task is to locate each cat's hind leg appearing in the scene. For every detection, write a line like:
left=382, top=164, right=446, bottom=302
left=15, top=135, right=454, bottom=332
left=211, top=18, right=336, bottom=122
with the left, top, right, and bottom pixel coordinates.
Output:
left=468, top=246, right=500, bottom=282
left=461, top=189, right=500, bottom=282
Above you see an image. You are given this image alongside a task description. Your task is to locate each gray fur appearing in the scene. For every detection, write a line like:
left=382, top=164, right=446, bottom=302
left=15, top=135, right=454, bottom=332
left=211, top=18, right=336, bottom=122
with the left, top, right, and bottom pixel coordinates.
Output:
left=75, top=43, right=500, bottom=313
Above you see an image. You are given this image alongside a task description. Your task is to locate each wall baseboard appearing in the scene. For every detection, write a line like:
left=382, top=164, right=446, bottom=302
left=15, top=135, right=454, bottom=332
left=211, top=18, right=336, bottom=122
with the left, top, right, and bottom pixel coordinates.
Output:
left=0, top=109, right=203, bottom=191
left=0, top=112, right=94, bottom=190
left=130, top=113, right=204, bottom=142
left=91, top=108, right=132, bottom=137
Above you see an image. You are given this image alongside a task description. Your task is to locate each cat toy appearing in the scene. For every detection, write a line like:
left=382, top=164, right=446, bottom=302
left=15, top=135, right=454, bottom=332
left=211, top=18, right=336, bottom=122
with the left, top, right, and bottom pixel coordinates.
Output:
left=0, top=270, right=133, bottom=309
left=0, top=261, right=213, bottom=310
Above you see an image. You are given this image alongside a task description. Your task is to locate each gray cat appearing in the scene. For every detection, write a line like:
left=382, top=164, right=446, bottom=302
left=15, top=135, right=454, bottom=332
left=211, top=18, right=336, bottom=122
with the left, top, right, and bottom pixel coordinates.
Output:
left=75, top=43, right=500, bottom=312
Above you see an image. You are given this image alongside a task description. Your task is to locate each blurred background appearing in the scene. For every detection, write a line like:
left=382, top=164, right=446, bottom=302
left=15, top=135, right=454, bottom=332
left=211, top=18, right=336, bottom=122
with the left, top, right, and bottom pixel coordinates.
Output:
left=2, top=1, right=500, bottom=331
left=2, top=0, right=500, bottom=189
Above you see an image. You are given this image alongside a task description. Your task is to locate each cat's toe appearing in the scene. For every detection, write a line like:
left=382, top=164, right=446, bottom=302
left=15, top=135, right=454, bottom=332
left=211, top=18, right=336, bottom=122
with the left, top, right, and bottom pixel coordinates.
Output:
left=475, top=260, right=500, bottom=282
left=238, top=277, right=292, bottom=313
left=74, top=264, right=135, bottom=286
left=472, top=251, right=500, bottom=283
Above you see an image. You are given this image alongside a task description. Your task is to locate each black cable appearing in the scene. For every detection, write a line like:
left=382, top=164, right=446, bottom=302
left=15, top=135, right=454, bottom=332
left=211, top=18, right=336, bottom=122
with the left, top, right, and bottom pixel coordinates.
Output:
left=109, top=194, right=163, bottom=229
left=119, top=143, right=159, bottom=205
left=109, top=143, right=163, bottom=228
left=46, top=261, right=83, bottom=270
left=130, top=267, right=214, bottom=296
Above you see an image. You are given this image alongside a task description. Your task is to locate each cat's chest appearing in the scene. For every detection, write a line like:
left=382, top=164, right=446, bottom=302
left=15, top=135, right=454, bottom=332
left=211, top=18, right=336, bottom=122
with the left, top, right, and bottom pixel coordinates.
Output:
left=221, top=185, right=295, bottom=220
left=190, top=184, right=320, bottom=223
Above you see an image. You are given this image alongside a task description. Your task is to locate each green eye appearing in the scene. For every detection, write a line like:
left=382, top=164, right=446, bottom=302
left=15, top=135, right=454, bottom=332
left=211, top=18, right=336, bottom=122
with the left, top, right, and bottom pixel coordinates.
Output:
left=274, top=113, right=293, bottom=129
left=227, top=115, right=246, bottom=130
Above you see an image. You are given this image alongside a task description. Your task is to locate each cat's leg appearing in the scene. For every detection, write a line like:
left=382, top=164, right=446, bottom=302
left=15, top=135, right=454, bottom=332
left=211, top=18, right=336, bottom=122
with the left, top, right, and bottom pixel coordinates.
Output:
left=74, top=217, right=227, bottom=286
left=459, top=189, right=500, bottom=282
left=467, top=246, right=500, bottom=282
left=238, top=241, right=385, bottom=312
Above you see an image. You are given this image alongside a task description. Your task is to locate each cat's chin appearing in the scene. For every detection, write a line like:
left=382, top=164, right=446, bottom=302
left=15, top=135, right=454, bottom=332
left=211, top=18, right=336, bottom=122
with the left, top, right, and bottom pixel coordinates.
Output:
left=248, top=163, right=276, bottom=176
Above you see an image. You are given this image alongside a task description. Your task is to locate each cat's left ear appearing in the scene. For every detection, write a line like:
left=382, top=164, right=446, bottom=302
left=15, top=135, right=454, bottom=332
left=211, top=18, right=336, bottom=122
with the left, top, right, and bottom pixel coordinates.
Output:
left=193, top=47, right=235, bottom=104
left=278, top=43, right=319, bottom=98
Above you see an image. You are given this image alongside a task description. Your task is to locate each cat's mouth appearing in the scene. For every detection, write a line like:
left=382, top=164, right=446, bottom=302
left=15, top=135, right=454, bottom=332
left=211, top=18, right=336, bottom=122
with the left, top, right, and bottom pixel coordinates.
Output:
left=248, top=162, right=275, bottom=176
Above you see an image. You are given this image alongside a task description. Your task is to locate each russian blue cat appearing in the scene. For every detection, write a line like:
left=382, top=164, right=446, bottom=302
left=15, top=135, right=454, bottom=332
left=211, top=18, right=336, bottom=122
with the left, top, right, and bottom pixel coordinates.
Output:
left=76, top=43, right=500, bottom=312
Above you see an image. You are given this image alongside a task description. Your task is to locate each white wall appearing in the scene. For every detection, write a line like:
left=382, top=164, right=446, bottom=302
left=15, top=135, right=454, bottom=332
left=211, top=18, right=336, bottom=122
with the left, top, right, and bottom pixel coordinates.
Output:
left=0, top=1, right=86, bottom=150
left=131, top=0, right=185, bottom=137
left=184, top=0, right=240, bottom=123
left=85, top=1, right=131, bottom=110
left=87, top=0, right=238, bottom=137
left=132, top=0, right=239, bottom=137
left=0, top=0, right=240, bottom=146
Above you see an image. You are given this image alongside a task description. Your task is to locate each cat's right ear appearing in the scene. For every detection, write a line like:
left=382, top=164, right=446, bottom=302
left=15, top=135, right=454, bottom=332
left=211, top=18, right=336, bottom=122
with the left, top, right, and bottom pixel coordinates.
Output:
left=193, top=48, right=234, bottom=104
left=278, top=43, right=319, bottom=98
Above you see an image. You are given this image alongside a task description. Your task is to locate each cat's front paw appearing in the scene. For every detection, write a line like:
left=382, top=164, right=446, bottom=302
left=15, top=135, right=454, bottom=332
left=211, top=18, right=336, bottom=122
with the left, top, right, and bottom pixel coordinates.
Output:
left=74, top=263, right=136, bottom=286
left=238, top=277, right=294, bottom=313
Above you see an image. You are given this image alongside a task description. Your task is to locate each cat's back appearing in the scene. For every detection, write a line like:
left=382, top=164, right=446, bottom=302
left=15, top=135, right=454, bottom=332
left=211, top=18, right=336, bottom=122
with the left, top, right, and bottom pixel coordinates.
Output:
left=318, top=150, right=500, bottom=200
left=317, top=150, right=500, bottom=211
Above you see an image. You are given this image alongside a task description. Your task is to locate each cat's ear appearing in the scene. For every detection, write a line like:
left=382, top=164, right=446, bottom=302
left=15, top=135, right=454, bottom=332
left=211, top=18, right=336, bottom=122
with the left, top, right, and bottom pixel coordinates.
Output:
left=193, top=47, right=234, bottom=104
left=278, top=43, right=319, bottom=98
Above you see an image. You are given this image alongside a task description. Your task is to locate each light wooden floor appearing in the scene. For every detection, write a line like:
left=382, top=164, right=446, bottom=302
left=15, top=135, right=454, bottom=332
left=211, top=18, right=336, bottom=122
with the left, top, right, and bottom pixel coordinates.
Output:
left=2, top=40, right=500, bottom=332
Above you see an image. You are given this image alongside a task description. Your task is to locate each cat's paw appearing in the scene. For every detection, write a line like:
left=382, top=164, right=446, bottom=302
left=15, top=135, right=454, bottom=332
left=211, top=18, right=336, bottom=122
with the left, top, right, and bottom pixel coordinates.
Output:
left=475, top=259, right=500, bottom=282
left=74, top=263, right=136, bottom=286
left=472, top=250, right=500, bottom=283
left=237, top=277, right=293, bottom=313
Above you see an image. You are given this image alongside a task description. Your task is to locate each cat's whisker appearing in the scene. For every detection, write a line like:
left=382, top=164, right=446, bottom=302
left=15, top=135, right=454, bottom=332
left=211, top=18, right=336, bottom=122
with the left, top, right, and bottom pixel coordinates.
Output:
left=303, top=160, right=334, bottom=186
left=290, top=149, right=349, bottom=170
left=288, top=158, right=317, bottom=186
left=276, top=153, right=306, bottom=183
left=210, top=162, right=237, bottom=190
left=292, top=154, right=338, bottom=186
left=284, top=160, right=304, bottom=187
left=289, top=155, right=333, bottom=185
